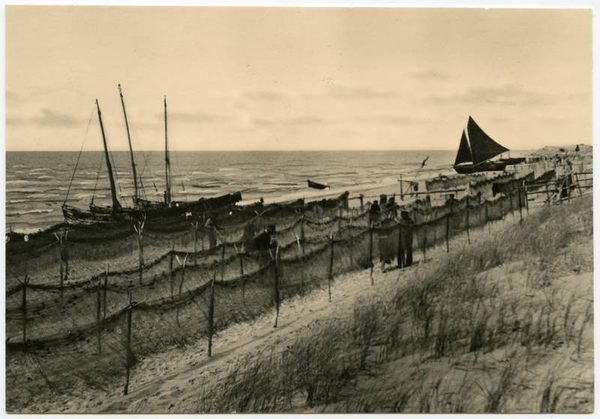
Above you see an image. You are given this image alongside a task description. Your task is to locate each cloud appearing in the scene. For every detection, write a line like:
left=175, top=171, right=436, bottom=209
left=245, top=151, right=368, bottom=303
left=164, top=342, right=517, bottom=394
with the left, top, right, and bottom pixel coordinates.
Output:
left=284, top=115, right=325, bottom=126
left=408, top=70, right=452, bottom=81
left=430, top=84, right=557, bottom=107
left=327, top=85, right=395, bottom=100
left=167, top=111, right=230, bottom=124
left=370, top=115, right=427, bottom=125
left=244, top=90, right=285, bottom=101
left=7, top=107, right=81, bottom=127
left=252, top=118, right=274, bottom=127
left=37, top=108, right=81, bottom=127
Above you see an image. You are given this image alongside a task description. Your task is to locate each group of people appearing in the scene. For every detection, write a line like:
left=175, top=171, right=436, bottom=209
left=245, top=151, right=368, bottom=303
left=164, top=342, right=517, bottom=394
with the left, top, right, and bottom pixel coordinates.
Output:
left=368, top=194, right=415, bottom=270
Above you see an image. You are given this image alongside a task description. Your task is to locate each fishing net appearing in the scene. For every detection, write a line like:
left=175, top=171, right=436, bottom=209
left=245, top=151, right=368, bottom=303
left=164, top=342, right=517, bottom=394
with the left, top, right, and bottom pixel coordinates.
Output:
left=6, top=189, right=530, bottom=410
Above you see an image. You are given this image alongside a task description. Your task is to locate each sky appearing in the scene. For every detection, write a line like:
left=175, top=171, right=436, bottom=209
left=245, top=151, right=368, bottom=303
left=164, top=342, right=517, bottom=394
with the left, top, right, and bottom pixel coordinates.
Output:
left=5, top=6, right=593, bottom=151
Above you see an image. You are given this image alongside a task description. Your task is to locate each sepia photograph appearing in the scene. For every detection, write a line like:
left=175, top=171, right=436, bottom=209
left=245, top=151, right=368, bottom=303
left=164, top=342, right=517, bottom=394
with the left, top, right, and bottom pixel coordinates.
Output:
left=3, top=3, right=595, bottom=414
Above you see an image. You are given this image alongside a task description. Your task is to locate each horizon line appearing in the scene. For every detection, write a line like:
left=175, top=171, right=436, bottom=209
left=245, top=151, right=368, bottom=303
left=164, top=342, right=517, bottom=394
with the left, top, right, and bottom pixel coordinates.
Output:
left=6, top=146, right=587, bottom=153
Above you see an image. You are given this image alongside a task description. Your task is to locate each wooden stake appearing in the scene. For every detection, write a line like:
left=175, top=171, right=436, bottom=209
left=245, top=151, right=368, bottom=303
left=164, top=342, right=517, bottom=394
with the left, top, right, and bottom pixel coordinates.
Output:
left=422, top=226, right=427, bottom=263
left=134, top=220, right=145, bottom=285
left=208, top=270, right=216, bottom=357
left=169, top=248, right=175, bottom=299
left=22, top=275, right=29, bottom=351
left=517, top=187, right=523, bottom=222
left=445, top=213, right=450, bottom=253
left=103, top=264, right=108, bottom=320
left=359, top=194, right=364, bottom=211
left=466, top=195, right=471, bottom=244
left=273, top=246, right=281, bottom=328
left=175, top=254, right=188, bottom=328
left=192, top=221, right=199, bottom=266
left=328, top=234, right=334, bottom=302
left=96, top=278, right=102, bottom=354
left=221, top=240, right=226, bottom=281
left=124, top=291, right=133, bottom=396
left=397, top=221, right=403, bottom=270
left=300, top=216, right=305, bottom=255
left=369, top=221, right=374, bottom=285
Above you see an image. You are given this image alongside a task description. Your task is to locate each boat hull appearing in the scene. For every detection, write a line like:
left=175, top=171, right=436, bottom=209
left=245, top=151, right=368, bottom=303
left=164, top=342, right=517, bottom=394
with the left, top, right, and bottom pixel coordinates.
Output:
left=453, top=161, right=507, bottom=174
left=63, top=192, right=243, bottom=225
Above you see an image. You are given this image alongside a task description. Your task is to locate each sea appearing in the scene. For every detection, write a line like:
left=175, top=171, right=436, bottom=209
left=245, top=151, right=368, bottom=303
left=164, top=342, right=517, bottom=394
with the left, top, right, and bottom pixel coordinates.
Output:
left=6, top=150, right=457, bottom=232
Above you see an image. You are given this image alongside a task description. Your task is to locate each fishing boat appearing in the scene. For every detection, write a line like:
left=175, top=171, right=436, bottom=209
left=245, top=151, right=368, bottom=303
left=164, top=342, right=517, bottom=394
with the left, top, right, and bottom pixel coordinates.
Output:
left=453, top=116, right=524, bottom=174
left=61, top=88, right=242, bottom=224
left=307, top=179, right=329, bottom=190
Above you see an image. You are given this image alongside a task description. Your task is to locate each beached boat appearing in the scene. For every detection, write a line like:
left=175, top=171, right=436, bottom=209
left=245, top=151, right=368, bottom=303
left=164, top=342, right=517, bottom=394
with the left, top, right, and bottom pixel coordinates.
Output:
left=453, top=116, right=524, bottom=174
left=61, top=90, right=242, bottom=225
left=307, top=179, right=329, bottom=190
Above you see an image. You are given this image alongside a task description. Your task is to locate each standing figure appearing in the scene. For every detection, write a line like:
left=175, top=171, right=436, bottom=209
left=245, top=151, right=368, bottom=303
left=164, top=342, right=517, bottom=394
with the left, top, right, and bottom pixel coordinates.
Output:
left=369, top=200, right=381, bottom=225
left=204, top=216, right=217, bottom=249
left=398, top=210, right=414, bottom=268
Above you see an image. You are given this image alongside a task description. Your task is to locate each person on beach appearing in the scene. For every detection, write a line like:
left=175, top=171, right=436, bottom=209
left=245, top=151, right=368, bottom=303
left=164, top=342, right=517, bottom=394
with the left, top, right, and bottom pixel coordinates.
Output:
left=445, top=194, right=459, bottom=212
left=369, top=200, right=381, bottom=225
left=398, top=210, right=414, bottom=268
left=253, top=224, right=277, bottom=252
left=378, top=216, right=396, bottom=270
left=385, top=196, right=399, bottom=218
left=204, top=216, right=217, bottom=249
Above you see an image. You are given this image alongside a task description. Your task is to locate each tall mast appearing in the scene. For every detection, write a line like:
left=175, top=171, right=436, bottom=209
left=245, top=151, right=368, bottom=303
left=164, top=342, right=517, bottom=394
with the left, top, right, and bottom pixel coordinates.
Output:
left=118, top=84, right=139, bottom=203
left=96, top=99, right=122, bottom=212
left=164, top=95, right=172, bottom=205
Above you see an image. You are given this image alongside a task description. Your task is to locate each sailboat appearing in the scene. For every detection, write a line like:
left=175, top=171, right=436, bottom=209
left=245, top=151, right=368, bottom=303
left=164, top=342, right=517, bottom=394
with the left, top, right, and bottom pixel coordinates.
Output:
left=62, top=89, right=242, bottom=225
left=121, top=92, right=242, bottom=216
left=62, top=99, right=135, bottom=223
left=453, top=116, right=523, bottom=174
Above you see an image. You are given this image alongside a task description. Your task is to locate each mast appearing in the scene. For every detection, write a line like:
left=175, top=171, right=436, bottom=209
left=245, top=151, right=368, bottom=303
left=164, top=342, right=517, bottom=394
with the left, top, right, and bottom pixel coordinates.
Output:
left=164, top=95, right=172, bottom=205
left=96, top=99, right=122, bottom=212
left=118, top=84, right=139, bottom=203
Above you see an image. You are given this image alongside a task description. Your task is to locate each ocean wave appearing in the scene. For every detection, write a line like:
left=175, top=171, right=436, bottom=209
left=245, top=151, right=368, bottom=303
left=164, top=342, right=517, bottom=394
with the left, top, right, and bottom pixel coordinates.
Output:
left=6, top=209, right=54, bottom=216
left=6, top=188, right=44, bottom=195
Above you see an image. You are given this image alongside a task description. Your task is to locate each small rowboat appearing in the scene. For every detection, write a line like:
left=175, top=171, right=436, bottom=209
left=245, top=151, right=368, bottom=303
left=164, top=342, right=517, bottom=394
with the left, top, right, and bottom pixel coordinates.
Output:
left=307, top=179, right=329, bottom=190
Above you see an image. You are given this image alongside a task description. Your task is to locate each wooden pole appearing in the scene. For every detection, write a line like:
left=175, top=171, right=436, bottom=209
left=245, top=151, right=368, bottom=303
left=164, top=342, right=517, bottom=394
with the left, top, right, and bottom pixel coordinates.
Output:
left=103, top=264, right=108, bottom=320
left=96, top=278, right=102, bottom=354
left=328, top=234, right=334, bottom=302
left=124, top=291, right=133, bottom=396
left=273, top=247, right=281, bottom=328
left=359, top=194, right=364, bottom=211
left=524, top=183, right=530, bottom=216
left=465, top=195, right=471, bottom=244
left=517, top=187, right=523, bottom=222
left=486, top=201, right=491, bottom=234
left=169, top=248, right=175, bottom=299
left=221, top=240, right=226, bottom=281
left=193, top=222, right=198, bottom=266
left=545, top=182, right=550, bottom=203
left=445, top=213, right=450, bottom=253
left=207, top=270, right=216, bottom=357
left=135, top=220, right=145, bottom=285
left=59, top=238, right=64, bottom=301
left=239, top=252, right=246, bottom=307
left=397, top=221, right=403, bottom=269
left=400, top=175, right=404, bottom=201
left=422, top=225, right=427, bottom=263
left=369, top=221, right=374, bottom=284
left=22, top=275, right=29, bottom=351
left=176, top=255, right=188, bottom=328
left=300, top=216, right=306, bottom=255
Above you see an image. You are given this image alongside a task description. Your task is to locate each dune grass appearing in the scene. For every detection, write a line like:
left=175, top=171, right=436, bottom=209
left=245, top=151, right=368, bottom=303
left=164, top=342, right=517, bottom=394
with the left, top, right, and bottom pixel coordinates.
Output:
left=194, top=195, right=593, bottom=413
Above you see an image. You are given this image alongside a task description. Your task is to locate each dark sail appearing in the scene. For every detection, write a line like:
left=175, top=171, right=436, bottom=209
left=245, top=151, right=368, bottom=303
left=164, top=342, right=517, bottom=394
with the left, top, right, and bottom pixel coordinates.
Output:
left=467, top=116, right=509, bottom=166
left=454, top=130, right=472, bottom=166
